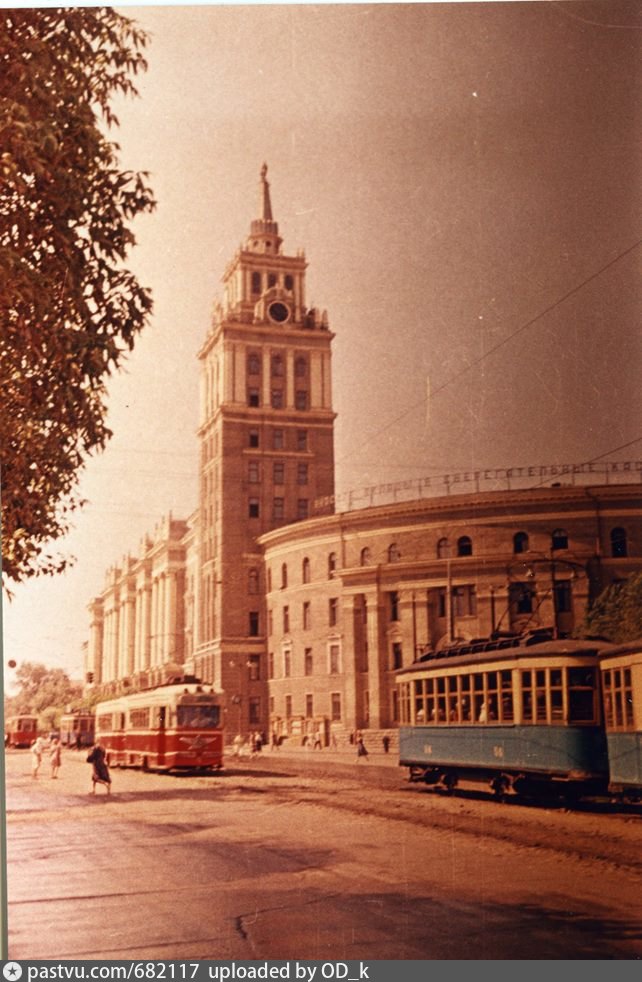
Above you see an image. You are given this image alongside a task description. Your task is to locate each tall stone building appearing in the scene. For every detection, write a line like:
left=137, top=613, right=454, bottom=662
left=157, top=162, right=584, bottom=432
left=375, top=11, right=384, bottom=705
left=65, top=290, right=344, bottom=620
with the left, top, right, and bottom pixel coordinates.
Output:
left=193, top=164, right=335, bottom=733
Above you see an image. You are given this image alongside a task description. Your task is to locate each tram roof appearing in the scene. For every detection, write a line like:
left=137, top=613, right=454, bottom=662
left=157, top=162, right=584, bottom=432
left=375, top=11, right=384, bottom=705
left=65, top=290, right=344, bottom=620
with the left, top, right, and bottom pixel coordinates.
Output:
left=398, top=634, right=613, bottom=675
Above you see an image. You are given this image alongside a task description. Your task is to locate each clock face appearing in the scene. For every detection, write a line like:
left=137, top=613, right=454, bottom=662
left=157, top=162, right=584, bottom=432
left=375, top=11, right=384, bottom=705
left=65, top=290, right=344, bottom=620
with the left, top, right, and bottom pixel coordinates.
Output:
left=268, top=301, right=290, bottom=324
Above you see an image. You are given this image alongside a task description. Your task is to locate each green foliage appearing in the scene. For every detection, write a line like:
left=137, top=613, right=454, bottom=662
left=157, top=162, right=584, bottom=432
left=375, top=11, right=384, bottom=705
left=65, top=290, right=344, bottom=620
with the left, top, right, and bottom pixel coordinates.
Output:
left=0, top=8, right=155, bottom=585
left=578, top=572, right=642, bottom=643
left=4, top=660, right=82, bottom=720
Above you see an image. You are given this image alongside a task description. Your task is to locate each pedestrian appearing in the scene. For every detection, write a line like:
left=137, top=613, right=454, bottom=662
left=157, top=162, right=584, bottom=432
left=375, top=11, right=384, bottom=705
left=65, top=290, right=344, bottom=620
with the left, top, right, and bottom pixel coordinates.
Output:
left=86, top=742, right=111, bottom=794
left=382, top=735, right=391, bottom=754
left=50, top=737, right=62, bottom=779
left=356, top=735, right=369, bottom=761
left=30, top=736, right=45, bottom=779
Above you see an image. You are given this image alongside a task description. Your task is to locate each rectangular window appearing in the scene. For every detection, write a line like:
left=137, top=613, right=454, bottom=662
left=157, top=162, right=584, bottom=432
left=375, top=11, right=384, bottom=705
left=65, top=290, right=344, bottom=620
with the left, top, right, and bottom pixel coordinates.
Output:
left=510, top=582, right=535, bottom=615
left=554, top=580, right=572, bottom=614
left=248, top=611, right=259, bottom=636
left=249, top=698, right=260, bottom=725
left=273, top=462, right=285, bottom=484
left=305, top=694, right=314, bottom=718
left=248, top=461, right=260, bottom=483
left=295, top=390, right=308, bottom=411
left=271, top=389, right=284, bottom=409
left=297, top=430, right=308, bottom=451
left=248, top=389, right=260, bottom=408
left=285, top=695, right=292, bottom=718
left=249, top=498, right=260, bottom=518
left=392, top=642, right=403, bottom=670
left=303, top=601, right=311, bottom=630
left=268, top=652, right=274, bottom=678
left=283, top=649, right=291, bottom=677
left=297, top=463, right=308, bottom=485
left=248, top=655, right=260, bottom=681
left=249, top=429, right=259, bottom=448
left=273, top=429, right=284, bottom=449
left=273, top=498, right=284, bottom=520
left=437, top=588, right=447, bottom=619
left=329, top=643, right=340, bottom=674
left=283, top=606, right=290, bottom=633
left=331, top=692, right=341, bottom=721
left=389, top=591, right=400, bottom=622
left=453, top=585, right=477, bottom=617
left=297, top=499, right=309, bottom=520
left=304, top=648, right=313, bottom=676
left=328, top=597, right=338, bottom=627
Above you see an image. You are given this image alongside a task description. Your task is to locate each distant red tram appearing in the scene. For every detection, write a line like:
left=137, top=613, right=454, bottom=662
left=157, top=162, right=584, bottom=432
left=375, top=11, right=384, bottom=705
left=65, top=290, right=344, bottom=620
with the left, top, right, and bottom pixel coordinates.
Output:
left=4, top=715, right=38, bottom=748
left=94, top=680, right=224, bottom=772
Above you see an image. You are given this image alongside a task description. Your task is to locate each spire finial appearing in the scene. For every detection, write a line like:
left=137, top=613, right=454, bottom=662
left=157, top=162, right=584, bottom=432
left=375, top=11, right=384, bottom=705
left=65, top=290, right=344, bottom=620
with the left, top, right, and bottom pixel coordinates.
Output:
left=259, top=162, right=273, bottom=222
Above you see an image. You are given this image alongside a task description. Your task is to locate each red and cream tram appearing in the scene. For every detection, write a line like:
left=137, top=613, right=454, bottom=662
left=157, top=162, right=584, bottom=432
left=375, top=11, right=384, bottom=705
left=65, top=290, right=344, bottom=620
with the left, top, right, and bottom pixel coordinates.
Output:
left=4, top=715, right=38, bottom=748
left=94, top=680, right=224, bottom=772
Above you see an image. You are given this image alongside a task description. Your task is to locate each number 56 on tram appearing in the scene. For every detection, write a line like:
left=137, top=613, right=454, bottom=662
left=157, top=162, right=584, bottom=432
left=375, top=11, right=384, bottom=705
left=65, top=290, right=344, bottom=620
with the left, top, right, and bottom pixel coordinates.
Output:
left=95, top=680, right=223, bottom=772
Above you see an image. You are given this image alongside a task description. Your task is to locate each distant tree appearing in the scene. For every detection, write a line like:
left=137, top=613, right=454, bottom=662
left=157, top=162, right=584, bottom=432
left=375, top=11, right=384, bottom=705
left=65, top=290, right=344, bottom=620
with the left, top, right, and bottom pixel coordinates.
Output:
left=578, top=573, right=642, bottom=643
left=4, top=661, right=82, bottom=719
left=0, top=8, right=155, bottom=587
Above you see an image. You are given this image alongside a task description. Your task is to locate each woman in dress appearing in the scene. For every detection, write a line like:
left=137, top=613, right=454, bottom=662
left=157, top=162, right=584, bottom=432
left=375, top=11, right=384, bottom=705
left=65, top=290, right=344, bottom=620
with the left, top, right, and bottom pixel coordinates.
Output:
left=86, top=742, right=111, bottom=794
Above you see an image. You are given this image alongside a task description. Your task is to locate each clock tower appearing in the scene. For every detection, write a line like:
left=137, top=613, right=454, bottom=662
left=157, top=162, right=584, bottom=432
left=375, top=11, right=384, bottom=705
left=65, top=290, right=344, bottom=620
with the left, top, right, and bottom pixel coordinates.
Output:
left=194, top=165, right=336, bottom=735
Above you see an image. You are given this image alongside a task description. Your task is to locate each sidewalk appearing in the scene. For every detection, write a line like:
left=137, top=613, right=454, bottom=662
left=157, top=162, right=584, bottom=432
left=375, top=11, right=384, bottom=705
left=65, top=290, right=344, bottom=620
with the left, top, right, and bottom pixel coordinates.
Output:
left=229, top=742, right=400, bottom=768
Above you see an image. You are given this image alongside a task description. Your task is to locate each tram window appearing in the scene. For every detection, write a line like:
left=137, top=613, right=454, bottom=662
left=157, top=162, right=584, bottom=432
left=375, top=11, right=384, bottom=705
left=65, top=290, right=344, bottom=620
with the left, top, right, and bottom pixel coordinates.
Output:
left=130, top=709, right=150, bottom=729
left=176, top=705, right=221, bottom=729
left=550, top=669, right=563, bottom=720
left=624, top=669, right=634, bottom=726
left=567, top=667, right=596, bottom=723
left=499, top=671, right=514, bottom=722
left=158, top=707, right=166, bottom=729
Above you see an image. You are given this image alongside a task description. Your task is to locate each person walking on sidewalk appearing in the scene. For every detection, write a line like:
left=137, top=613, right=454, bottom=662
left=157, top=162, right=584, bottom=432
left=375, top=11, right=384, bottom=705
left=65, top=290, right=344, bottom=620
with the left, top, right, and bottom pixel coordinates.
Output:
left=49, top=737, right=62, bottom=779
left=87, top=742, right=111, bottom=794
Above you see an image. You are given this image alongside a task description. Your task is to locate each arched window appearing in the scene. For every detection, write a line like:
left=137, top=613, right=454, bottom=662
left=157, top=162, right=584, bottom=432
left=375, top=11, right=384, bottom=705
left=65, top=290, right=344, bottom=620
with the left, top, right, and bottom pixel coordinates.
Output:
left=551, top=528, right=568, bottom=551
left=360, top=547, right=371, bottom=567
left=610, top=527, right=628, bottom=558
left=248, top=569, right=259, bottom=595
left=513, top=531, right=529, bottom=554
left=388, top=543, right=400, bottom=562
left=247, top=352, right=261, bottom=375
left=295, top=356, right=307, bottom=377
left=281, top=563, right=288, bottom=589
left=328, top=552, right=337, bottom=578
left=284, top=274, right=294, bottom=291
left=302, top=557, right=311, bottom=583
left=271, top=354, right=284, bottom=377
left=457, top=536, right=472, bottom=557
left=267, top=273, right=277, bottom=289
left=251, top=272, right=261, bottom=295
left=437, top=537, right=450, bottom=559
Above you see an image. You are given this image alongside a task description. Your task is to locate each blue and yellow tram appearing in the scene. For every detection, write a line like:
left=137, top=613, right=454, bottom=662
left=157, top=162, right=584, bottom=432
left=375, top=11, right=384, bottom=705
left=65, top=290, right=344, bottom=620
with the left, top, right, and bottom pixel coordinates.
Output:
left=397, top=635, right=611, bottom=798
left=599, top=640, right=642, bottom=800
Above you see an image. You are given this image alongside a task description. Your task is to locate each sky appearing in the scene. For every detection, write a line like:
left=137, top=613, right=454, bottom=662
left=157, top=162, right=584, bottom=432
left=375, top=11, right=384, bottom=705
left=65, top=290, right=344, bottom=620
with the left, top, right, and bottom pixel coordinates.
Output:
left=2, top=0, right=642, bottom=686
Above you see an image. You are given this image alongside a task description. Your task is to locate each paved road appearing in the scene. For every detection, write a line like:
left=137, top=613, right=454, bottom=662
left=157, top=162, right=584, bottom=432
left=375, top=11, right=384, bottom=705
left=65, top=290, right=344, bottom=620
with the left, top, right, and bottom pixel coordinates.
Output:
left=5, top=747, right=642, bottom=960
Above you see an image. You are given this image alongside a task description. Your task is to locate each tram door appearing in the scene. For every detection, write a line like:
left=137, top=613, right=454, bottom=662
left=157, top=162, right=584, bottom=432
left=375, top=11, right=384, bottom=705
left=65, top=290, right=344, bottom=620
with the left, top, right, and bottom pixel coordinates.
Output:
left=157, top=706, right=166, bottom=765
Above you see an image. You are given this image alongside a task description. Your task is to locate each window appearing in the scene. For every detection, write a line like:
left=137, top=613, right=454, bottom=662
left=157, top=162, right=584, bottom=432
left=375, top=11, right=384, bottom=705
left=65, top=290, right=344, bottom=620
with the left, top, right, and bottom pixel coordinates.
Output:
left=457, top=536, right=472, bottom=557
left=248, top=611, right=259, bottom=636
left=284, top=274, right=294, bottom=291
left=551, top=528, right=568, bottom=551
left=296, top=430, right=308, bottom=451
left=295, top=390, right=308, bottom=410
left=281, top=563, right=288, bottom=589
left=285, top=695, right=292, bottom=718
left=392, top=642, right=403, bottom=670
left=554, top=579, right=572, bottom=614
left=297, top=463, right=308, bottom=485
left=273, top=461, right=285, bottom=484
left=436, top=588, right=447, bottom=619
left=331, top=693, right=341, bottom=721
left=271, top=354, right=284, bottom=376
left=283, top=648, right=291, bottom=676
left=514, top=531, right=529, bottom=554
left=304, top=649, right=313, bottom=676
left=305, top=694, right=314, bottom=718
left=249, top=698, right=261, bottom=725
left=329, top=644, right=341, bottom=675
left=388, top=543, right=400, bottom=562
left=329, top=597, right=338, bottom=627
left=297, top=499, right=309, bottom=520
left=248, top=389, right=260, bottom=408
left=273, top=429, right=284, bottom=449
left=302, top=557, right=311, bottom=583
left=247, top=352, right=261, bottom=374
left=389, top=591, right=399, bottom=622
left=295, top=356, right=307, bottom=377
left=248, top=461, right=260, bottom=483
left=360, top=547, right=371, bottom=567
left=283, top=607, right=290, bottom=633
left=437, top=537, right=450, bottom=559
left=267, top=272, right=277, bottom=289
left=249, top=429, right=259, bottom=448
left=269, top=695, right=275, bottom=715
left=248, top=569, right=259, bottom=594
left=610, top=527, right=628, bottom=558
left=249, top=498, right=260, bottom=518
left=251, top=272, right=261, bottom=294
left=303, top=601, right=311, bottom=630
left=268, top=610, right=273, bottom=636
left=602, top=667, right=634, bottom=729
left=268, top=651, right=274, bottom=678
left=328, top=553, right=337, bottom=578
left=273, top=498, right=284, bottom=520
left=452, top=585, right=477, bottom=617
left=248, top=655, right=261, bottom=681
left=510, top=581, right=535, bottom=614
left=271, top=389, right=284, bottom=409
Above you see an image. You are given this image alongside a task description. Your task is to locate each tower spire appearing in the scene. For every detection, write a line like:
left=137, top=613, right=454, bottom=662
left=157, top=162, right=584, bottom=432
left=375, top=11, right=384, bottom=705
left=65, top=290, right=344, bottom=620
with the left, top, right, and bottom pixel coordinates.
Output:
left=249, top=162, right=281, bottom=254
